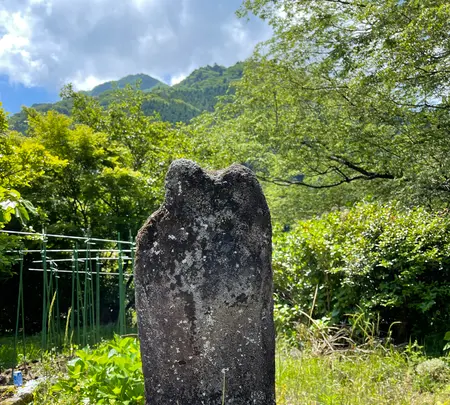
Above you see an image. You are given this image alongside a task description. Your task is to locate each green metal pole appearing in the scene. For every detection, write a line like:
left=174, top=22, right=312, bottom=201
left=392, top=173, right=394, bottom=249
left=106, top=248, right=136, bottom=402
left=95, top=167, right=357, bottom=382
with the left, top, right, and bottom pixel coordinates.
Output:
left=70, top=251, right=75, bottom=343
left=96, top=254, right=100, bottom=343
left=41, top=231, right=48, bottom=351
left=129, top=231, right=135, bottom=272
left=14, top=251, right=25, bottom=366
left=20, top=252, right=26, bottom=361
left=118, top=233, right=125, bottom=335
left=75, top=245, right=81, bottom=345
left=83, top=244, right=88, bottom=346
left=47, top=265, right=54, bottom=347
left=129, top=231, right=135, bottom=334
left=89, top=247, right=95, bottom=343
left=55, top=268, right=61, bottom=347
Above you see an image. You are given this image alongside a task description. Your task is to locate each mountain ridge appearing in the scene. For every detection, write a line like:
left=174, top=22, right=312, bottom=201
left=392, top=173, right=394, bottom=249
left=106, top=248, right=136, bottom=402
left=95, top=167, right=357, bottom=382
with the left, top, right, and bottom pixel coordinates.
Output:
left=88, top=73, right=168, bottom=96
left=8, top=62, right=244, bottom=132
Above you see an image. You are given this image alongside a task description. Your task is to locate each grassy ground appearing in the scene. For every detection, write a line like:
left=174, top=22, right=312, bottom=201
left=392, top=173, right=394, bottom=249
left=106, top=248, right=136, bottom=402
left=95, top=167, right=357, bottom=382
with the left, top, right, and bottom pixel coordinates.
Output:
left=276, top=348, right=450, bottom=405
left=2, top=332, right=450, bottom=404
left=30, top=340, right=450, bottom=405
left=0, top=334, right=42, bottom=370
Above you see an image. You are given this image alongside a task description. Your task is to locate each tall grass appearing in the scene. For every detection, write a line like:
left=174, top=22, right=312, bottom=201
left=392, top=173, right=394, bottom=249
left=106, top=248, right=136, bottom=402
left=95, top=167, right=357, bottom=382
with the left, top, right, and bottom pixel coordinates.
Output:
left=276, top=347, right=450, bottom=405
left=275, top=315, right=450, bottom=405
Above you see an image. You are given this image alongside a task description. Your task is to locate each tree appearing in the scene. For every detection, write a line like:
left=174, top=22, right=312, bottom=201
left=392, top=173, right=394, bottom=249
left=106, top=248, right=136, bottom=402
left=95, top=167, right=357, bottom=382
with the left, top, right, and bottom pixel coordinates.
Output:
left=192, top=0, right=450, bottom=214
left=13, top=84, right=193, bottom=237
left=62, top=82, right=191, bottom=174
left=20, top=108, right=149, bottom=236
left=0, top=103, right=45, bottom=278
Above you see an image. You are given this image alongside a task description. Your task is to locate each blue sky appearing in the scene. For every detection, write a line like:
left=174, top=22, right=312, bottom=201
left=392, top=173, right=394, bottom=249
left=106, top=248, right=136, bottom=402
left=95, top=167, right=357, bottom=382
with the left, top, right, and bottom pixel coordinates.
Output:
left=0, top=0, right=270, bottom=114
left=0, top=75, right=59, bottom=114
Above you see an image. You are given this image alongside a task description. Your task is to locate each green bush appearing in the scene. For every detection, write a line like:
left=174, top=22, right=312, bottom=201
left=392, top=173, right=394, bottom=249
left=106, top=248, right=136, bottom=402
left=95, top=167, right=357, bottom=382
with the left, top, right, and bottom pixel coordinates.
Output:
left=273, top=202, right=450, bottom=341
left=415, top=358, right=450, bottom=392
left=52, top=335, right=144, bottom=404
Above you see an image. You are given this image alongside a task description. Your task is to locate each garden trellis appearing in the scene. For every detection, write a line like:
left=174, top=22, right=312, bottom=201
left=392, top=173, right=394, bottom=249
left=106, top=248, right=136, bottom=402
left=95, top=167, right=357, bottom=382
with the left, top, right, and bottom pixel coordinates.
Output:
left=0, top=229, right=136, bottom=363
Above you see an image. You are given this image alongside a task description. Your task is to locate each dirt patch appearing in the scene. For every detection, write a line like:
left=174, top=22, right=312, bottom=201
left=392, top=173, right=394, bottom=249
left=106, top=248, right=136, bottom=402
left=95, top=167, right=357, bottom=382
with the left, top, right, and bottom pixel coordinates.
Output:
left=0, top=386, right=16, bottom=401
left=0, top=362, right=39, bottom=388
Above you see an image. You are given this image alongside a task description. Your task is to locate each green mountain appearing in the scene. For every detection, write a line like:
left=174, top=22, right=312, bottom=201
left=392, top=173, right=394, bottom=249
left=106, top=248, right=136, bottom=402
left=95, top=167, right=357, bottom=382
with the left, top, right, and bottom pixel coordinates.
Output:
left=8, top=63, right=244, bottom=132
left=88, top=73, right=167, bottom=96
left=158, top=62, right=244, bottom=112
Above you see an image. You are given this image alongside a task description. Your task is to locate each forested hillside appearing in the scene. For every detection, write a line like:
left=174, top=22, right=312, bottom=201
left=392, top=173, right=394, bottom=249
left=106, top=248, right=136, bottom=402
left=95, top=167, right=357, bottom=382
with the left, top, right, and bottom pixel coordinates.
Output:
left=87, top=73, right=167, bottom=97
left=8, top=63, right=243, bottom=133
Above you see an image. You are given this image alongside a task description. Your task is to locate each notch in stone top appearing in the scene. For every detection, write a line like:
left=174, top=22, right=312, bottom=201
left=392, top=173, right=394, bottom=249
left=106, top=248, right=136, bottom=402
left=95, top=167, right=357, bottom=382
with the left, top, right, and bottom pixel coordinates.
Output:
left=134, top=159, right=275, bottom=405
left=163, top=159, right=265, bottom=214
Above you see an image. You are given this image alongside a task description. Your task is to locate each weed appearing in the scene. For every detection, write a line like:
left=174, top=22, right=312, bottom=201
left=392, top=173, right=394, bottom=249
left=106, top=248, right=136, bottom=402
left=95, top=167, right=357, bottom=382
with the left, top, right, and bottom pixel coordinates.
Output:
left=276, top=344, right=450, bottom=405
left=49, top=335, right=144, bottom=404
left=415, top=358, right=450, bottom=392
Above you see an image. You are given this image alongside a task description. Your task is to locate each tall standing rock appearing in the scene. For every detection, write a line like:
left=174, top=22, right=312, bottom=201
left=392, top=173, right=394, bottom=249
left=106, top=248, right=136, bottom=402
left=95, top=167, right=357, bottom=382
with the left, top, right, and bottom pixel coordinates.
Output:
left=134, top=159, right=275, bottom=405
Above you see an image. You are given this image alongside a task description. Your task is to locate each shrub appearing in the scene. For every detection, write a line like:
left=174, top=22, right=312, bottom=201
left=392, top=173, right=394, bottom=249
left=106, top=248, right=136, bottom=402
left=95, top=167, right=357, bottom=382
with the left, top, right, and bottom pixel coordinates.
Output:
left=273, top=202, right=450, bottom=341
left=415, top=358, right=450, bottom=392
left=52, top=335, right=144, bottom=404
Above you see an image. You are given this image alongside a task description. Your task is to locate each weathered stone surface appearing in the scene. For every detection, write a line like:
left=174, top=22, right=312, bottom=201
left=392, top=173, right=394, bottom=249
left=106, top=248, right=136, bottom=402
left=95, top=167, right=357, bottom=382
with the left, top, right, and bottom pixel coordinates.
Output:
left=134, top=159, right=275, bottom=405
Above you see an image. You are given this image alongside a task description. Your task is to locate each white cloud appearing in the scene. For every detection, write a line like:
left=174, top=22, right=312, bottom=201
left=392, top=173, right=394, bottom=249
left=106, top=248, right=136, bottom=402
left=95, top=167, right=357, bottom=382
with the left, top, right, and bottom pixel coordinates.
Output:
left=0, top=0, right=271, bottom=91
left=170, top=73, right=187, bottom=86
left=71, top=74, right=111, bottom=91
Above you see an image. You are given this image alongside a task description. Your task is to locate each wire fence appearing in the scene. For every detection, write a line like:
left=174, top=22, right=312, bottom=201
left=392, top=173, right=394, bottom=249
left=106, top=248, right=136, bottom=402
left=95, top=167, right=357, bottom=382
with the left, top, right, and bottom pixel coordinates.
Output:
left=0, top=229, right=135, bottom=365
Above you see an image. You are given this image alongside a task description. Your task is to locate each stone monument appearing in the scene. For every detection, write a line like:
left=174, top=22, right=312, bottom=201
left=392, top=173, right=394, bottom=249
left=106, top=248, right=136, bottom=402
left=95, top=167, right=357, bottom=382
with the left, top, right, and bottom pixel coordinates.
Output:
left=134, top=159, right=275, bottom=404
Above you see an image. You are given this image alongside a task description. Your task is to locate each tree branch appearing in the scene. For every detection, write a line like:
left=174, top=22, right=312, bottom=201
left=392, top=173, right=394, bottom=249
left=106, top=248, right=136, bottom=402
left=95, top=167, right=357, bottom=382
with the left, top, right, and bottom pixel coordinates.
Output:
left=319, top=0, right=366, bottom=8
left=328, top=155, right=394, bottom=179
left=256, top=152, right=394, bottom=189
left=257, top=171, right=391, bottom=189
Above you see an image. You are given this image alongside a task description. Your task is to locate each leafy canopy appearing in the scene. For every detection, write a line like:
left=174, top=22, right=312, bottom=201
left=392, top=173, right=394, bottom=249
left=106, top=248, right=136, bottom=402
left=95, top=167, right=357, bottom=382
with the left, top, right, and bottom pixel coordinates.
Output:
left=191, top=0, right=450, bottom=213
left=0, top=103, right=44, bottom=277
